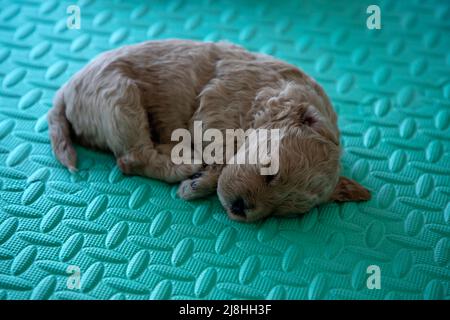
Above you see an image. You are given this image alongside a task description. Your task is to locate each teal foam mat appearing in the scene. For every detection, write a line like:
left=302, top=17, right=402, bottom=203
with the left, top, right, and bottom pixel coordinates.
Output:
left=0, top=0, right=449, bottom=300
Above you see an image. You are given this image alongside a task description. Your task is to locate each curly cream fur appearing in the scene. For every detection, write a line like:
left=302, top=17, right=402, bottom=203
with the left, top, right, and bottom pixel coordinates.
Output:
left=48, top=39, right=370, bottom=222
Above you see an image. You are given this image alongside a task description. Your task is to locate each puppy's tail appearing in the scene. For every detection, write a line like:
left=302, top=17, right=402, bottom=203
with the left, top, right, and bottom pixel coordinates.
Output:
left=47, top=89, right=77, bottom=172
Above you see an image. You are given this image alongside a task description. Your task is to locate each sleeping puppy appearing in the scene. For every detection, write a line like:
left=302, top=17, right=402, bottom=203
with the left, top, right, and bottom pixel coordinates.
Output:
left=48, top=39, right=370, bottom=222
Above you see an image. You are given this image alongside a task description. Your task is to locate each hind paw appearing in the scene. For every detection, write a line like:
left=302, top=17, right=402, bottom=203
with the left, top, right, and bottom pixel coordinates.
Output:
left=117, top=154, right=138, bottom=175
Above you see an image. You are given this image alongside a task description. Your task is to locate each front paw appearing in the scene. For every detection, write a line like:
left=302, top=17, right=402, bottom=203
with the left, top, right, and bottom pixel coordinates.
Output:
left=177, top=178, right=202, bottom=200
left=177, top=172, right=214, bottom=200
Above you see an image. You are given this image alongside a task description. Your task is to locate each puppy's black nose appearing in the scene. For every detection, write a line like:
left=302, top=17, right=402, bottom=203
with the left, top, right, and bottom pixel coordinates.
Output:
left=231, top=198, right=246, bottom=217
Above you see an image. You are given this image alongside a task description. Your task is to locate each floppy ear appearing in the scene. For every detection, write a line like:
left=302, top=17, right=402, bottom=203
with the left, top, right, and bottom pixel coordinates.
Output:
left=298, top=105, right=340, bottom=145
left=299, top=105, right=321, bottom=127
left=330, top=176, right=371, bottom=202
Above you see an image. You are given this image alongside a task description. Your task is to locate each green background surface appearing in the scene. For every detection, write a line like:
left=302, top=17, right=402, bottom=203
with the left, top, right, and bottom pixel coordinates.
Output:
left=0, top=0, right=449, bottom=299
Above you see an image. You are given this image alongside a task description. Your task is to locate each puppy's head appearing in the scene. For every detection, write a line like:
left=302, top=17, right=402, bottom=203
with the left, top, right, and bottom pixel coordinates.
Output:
left=217, top=82, right=370, bottom=222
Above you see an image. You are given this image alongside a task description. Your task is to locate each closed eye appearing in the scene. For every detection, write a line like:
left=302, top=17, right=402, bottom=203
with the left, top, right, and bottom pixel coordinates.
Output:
left=264, top=174, right=277, bottom=184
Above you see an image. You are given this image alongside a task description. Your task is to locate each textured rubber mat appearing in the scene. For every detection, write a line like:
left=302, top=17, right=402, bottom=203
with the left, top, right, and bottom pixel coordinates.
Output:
left=0, top=0, right=449, bottom=300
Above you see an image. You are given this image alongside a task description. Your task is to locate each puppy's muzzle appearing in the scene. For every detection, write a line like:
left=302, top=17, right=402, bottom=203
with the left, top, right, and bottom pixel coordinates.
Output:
left=230, top=198, right=246, bottom=217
